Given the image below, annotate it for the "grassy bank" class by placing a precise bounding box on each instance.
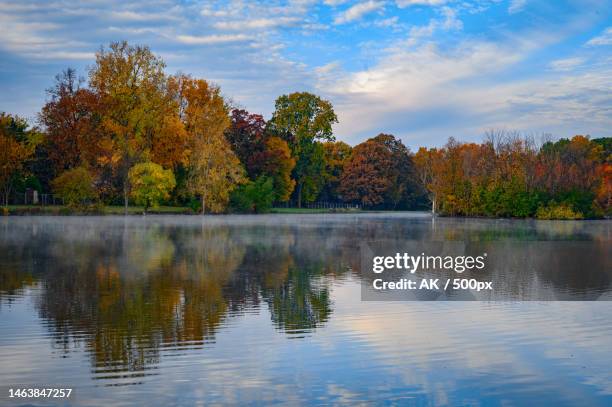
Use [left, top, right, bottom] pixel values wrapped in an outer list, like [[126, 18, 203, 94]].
[[4, 205, 193, 216], [3, 205, 362, 216], [269, 207, 362, 214]]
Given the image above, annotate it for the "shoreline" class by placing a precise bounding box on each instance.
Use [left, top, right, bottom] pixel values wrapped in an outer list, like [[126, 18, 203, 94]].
[[2, 205, 607, 220]]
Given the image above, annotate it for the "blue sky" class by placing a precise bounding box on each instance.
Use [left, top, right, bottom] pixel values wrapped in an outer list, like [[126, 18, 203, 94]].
[[0, 0, 610, 148]]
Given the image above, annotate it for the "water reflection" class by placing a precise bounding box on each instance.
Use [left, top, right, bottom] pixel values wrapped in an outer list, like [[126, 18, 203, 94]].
[[0, 214, 610, 402]]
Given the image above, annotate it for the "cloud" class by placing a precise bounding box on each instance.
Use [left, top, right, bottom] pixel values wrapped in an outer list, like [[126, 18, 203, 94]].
[[315, 28, 611, 145], [374, 16, 399, 28], [324, 0, 350, 5], [214, 17, 300, 31], [334, 1, 385, 25], [508, 0, 527, 14], [175, 34, 252, 45], [549, 57, 585, 71], [396, 0, 447, 8], [109, 10, 178, 22], [0, 0, 609, 146], [586, 27, 612, 46], [408, 7, 463, 40]]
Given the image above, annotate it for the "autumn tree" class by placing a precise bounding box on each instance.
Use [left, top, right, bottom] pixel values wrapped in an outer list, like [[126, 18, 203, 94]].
[[259, 137, 296, 201], [319, 141, 352, 202], [39, 68, 104, 175], [225, 109, 295, 201], [268, 92, 337, 207], [52, 166, 98, 208], [414, 146, 444, 214], [225, 109, 267, 174], [128, 161, 176, 213], [89, 41, 175, 213], [176, 76, 245, 213], [0, 113, 38, 206], [339, 134, 414, 208]]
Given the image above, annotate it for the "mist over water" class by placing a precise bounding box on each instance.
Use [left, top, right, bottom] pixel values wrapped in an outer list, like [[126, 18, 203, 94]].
[[0, 214, 611, 405]]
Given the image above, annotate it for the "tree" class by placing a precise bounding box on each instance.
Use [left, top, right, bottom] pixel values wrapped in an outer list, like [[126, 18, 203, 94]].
[[0, 113, 38, 206], [230, 177, 275, 213], [89, 41, 174, 213], [52, 166, 98, 208], [414, 147, 443, 214], [338, 134, 414, 209], [225, 109, 295, 201], [260, 137, 296, 202], [176, 75, 245, 213], [225, 109, 267, 175], [128, 162, 176, 212], [39, 68, 104, 175], [268, 92, 338, 207], [320, 141, 352, 202]]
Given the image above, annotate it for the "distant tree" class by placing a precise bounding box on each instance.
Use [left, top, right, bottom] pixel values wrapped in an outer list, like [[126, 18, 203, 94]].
[[176, 76, 245, 213], [39, 68, 104, 175], [260, 137, 296, 202], [414, 147, 443, 214], [128, 162, 176, 212], [319, 141, 352, 202], [89, 41, 174, 213], [339, 134, 415, 209], [268, 92, 337, 207], [225, 109, 267, 174], [0, 113, 38, 206], [230, 176, 275, 213], [52, 166, 98, 208], [225, 109, 295, 201]]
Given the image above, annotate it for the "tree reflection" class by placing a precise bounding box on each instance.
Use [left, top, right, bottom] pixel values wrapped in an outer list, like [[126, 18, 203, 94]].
[[0, 219, 347, 380]]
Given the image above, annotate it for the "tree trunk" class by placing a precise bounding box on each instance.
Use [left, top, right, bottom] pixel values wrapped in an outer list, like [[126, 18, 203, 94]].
[[3, 185, 12, 208], [201, 193, 206, 214], [297, 183, 303, 208], [432, 196, 436, 216], [123, 183, 129, 216]]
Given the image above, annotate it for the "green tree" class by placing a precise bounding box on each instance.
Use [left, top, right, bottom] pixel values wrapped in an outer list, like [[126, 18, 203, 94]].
[[268, 92, 337, 207], [230, 177, 275, 213], [128, 162, 176, 212], [52, 166, 98, 208]]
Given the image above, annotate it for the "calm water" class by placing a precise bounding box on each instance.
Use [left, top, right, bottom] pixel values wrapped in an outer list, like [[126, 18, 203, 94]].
[[0, 214, 611, 406]]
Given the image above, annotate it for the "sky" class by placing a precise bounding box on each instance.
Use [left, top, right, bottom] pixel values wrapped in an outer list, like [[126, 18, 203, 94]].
[[0, 0, 610, 149]]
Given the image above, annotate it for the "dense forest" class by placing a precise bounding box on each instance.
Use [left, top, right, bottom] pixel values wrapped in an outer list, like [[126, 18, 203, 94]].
[[0, 41, 610, 218]]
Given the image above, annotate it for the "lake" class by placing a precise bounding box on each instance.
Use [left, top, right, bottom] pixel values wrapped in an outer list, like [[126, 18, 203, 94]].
[[0, 214, 611, 406]]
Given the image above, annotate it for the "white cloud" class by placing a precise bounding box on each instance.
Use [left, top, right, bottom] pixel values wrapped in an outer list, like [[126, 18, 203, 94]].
[[324, 0, 350, 5], [408, 7, 463, 40], [0, 13, 92, 59], [214, 17, 300, 30], [396, 0, 447, 8], [334, 1, 385, 25], [374, 16, 399, 28], [176, 34, 252, 45], [109, 10, 178, 22], [549, 57, 584, 71], [315, 61, 342, 75], [315, 29, 611, 144], [586, 27, 612, 46], [508, 0, 527, 14]]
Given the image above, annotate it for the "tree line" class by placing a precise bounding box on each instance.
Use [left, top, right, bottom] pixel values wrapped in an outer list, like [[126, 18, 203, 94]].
[[415, 132, 611, 219], [0, 41, 609, 218]]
